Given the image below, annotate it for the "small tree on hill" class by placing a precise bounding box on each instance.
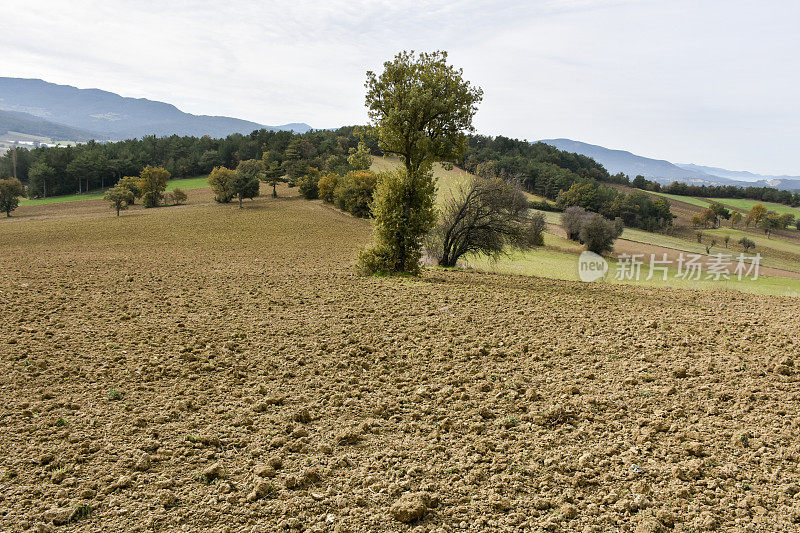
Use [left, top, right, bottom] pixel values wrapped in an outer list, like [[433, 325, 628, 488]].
[[208, 166, 237, 203], [561, 206, 588, 241], [104, 184, 135, 216], [334, 170, 378, 217], [139, 166, 170, 208], [0, 177, 24, 217], [318, 173, 338, 203], [261, 152, 284, 198], [738, 237, 755, 252], [428, 177, 545, 267], [730, 211, 743, 228], [760, 212, 780, 238], [172, 188, 187, 205], [117, 176, 142, 204], [580, 213, 623, 255], [233, 159, 263, 208], [746, 204, 767, 227], [298, 168, 322, 200], [347, 142, 372, 171]]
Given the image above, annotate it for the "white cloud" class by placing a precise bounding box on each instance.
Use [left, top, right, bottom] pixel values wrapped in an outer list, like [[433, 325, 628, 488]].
[[1, 0, 798, 174]]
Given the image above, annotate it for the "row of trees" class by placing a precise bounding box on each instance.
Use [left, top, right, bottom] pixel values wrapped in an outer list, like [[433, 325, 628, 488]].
[[630, 174, 800, 208], [102, 166, 186, 215], [690, 202, 798, 238], [0, 127, 365, 199]]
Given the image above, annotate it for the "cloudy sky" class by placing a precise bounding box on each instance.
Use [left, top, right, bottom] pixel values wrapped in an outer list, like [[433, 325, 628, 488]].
[[2, 0, 798, 175]]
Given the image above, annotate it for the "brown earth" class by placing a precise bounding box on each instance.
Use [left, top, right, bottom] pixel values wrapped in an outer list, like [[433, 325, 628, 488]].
[[1, 188, 800, 532]]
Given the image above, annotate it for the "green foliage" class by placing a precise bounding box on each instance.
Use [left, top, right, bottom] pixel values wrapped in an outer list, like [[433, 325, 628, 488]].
[[117, 176, 142, 204], [261, 152, 285, 198], [738, 237, 756, 252], [580, 213, 623, 255], [347, 142, 372, 171], [558, 182, 672, 231], [139, 166, 170, 208], [103, 184, 135, 216], [208, 166, 237, 203], [0, 177, 25, 216], [297, 168, 321, 200], [358, 168, 437, 275], [334, 170, 377, 217], [365, 50, 483, 178], [27, 160, 56, 198], [171, 188, 187, 205], [108, 387, 123, 401], [361, 50, 482, 274], [233, 159, 263, 207], [561, 205, 623, 255], [318, 173, 338, 203], [759, 212, 781, 238]]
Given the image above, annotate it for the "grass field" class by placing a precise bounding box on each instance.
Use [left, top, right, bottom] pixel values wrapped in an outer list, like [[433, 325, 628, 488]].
[[2, 185, 799, 531], [19, 175, 211, 206], [465, 245, 800, 297], [648, 191, 713, 208], [710, 197, 800, 216]]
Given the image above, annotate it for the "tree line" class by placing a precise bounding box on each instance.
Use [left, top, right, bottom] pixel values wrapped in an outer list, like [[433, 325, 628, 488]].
[[460, 135, 674, 231], [0, 127, 364, 199], [630, 174, 800, 208]]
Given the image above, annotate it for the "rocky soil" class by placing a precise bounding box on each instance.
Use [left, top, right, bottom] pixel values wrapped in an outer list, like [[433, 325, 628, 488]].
[[1, 189, 799, 531]]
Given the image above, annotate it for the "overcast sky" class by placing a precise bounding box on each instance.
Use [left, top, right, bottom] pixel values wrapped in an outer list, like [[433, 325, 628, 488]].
[[2, 0, 798, 175]]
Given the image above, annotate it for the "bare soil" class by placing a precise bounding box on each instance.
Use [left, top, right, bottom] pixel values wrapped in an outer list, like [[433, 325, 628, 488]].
[[1, 188, 799, 532]]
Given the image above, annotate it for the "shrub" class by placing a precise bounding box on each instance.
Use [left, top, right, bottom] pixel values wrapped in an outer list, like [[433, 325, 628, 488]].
[[561, 206, 587, 241], [580, 213, 623, 255], [172, 188, 187, 205], [298, 168, 321, 200], [334, 170, 377, 218], [318, 173, 338, 203]]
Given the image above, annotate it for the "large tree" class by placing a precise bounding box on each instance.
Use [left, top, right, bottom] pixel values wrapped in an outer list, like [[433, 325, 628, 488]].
[[359, 50, 483, 274], [0, 178, 25, 217]]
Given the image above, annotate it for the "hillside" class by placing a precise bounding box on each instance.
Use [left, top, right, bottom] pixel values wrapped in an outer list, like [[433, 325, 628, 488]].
[[539, 138, 800, 191], [0, 78, 311, 140], [0, 109, 96, 141]]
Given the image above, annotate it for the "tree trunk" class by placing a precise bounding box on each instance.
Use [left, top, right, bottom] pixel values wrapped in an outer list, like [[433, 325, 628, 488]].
[[238, 195, 243, 209], [272, 183, 277, 198], [116, 205, 120, 216]]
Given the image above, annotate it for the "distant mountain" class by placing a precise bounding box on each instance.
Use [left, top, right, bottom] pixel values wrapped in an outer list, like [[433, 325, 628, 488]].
[[0, 77, 311, 140], [538, 138, 800, 191], [0, 109, 96, 141]]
